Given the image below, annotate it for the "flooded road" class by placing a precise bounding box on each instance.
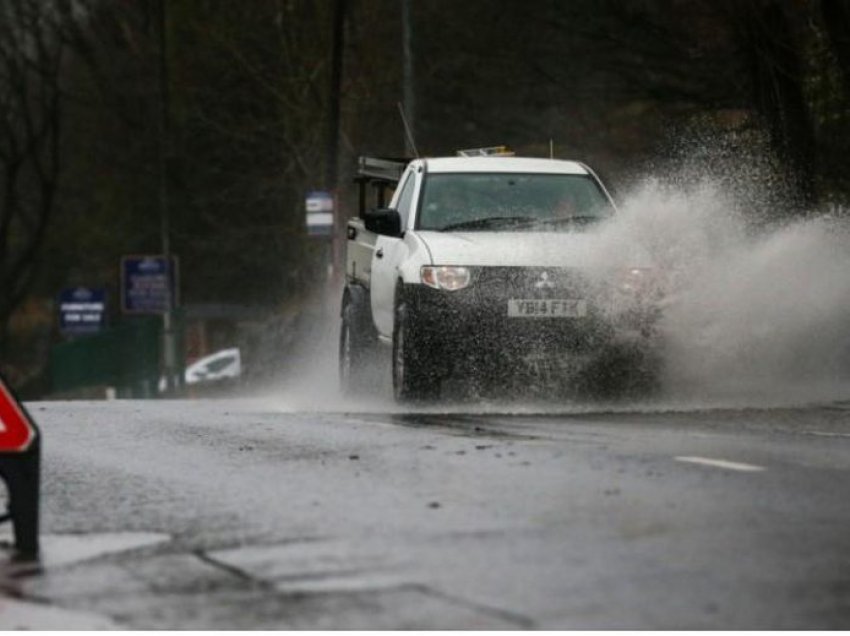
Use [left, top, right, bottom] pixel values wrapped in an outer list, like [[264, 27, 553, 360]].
[[3, 398, 850, 628]]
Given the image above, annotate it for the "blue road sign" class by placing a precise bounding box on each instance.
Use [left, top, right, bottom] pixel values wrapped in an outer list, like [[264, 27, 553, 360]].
[[306, 191, 334, 237], [59, 287, 107, 335], [121, 255, 179, 314]]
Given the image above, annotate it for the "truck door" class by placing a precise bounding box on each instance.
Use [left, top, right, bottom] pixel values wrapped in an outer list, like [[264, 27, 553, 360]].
[[370, 169, 417, 337]]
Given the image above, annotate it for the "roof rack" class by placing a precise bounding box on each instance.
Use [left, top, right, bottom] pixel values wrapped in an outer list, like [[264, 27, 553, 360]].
[[354, 156, 411, 217], [356, 156, 409, 184]]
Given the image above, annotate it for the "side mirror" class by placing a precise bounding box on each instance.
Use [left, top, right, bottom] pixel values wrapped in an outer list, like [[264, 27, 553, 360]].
[[364, 207, 402, 237]]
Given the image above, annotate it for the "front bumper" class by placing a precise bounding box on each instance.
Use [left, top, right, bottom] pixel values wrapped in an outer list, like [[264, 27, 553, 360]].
[[402, 267, 660, 377]]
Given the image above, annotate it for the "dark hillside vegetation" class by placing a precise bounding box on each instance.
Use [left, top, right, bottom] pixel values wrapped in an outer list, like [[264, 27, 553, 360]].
[[2, 0, 849, 390]]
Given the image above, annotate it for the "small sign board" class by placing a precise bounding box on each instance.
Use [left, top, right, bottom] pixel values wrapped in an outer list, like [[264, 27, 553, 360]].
[[306, 191, 334, 237], [59, 287, 106, 336], [121, 255, 179, 314]]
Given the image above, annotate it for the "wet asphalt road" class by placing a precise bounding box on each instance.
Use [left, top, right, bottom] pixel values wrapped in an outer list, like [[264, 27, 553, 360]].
[[3, 398, 850, 628]]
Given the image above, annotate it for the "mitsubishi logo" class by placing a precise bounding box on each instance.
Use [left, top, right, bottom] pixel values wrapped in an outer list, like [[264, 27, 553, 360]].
[[534, 271, 556, 289]]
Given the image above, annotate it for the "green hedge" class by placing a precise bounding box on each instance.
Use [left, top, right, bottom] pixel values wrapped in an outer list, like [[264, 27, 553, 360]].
[[49, 317, 175, 397]]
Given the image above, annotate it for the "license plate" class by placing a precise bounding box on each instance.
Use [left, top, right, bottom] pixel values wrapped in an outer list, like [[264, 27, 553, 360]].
[[507, 299, 587, 318]]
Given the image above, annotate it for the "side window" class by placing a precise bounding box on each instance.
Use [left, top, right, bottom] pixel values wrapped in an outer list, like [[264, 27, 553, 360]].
[[394, 173, 416, 230]]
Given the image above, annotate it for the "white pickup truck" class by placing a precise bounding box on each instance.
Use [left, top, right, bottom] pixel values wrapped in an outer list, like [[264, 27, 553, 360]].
[[340, 153, 662, 402]]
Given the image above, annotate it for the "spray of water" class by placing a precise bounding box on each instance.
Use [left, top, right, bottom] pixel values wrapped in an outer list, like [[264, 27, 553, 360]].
[[606, 179, 850, 406], [260, 167, 850, 413]]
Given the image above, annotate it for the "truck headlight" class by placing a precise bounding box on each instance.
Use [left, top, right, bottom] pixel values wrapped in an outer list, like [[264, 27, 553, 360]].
[[421, 266, 471, 291], [617, 268, 664, 300]]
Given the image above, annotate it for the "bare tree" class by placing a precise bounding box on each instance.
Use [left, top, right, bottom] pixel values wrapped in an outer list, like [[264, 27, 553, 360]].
[[727, 0, 817, 204], [820, 0, 850, 94], [0, 0, 65, 342]]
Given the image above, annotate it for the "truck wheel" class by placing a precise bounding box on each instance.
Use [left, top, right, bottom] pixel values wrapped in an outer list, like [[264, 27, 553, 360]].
[[393, 303, 440, 402], [339, 300, 377, 395]]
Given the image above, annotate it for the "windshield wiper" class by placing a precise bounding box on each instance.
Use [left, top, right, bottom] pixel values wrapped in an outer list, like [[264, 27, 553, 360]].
[[530, 215, 604, 227], [439, 216, 537, 231]]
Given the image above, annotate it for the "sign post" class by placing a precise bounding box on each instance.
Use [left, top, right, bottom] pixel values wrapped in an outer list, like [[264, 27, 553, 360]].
[[121, 255, 181, 394], [0, 376, 40, 559], [120, 255, 181, 394], [305, 191, 335, 238], [305, 191, 337, 284]]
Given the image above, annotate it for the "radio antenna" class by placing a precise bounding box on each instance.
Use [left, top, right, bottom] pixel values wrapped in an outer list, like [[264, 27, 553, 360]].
[[398, 102, 420, 158]]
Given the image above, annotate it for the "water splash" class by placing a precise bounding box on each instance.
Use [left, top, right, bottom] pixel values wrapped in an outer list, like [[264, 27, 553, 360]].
[[599, 179, 850, 406]]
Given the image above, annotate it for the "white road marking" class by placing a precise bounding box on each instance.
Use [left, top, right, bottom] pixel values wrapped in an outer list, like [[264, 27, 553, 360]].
[[675, 456, 766, 472], [807, 431, 850, 439]]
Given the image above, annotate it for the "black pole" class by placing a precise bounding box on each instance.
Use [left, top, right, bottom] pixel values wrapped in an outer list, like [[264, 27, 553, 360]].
[[325, 0, 345, 191], [158, 0, 179, 393], [326, 0, 346, 284], [401, 0, 415, 156]]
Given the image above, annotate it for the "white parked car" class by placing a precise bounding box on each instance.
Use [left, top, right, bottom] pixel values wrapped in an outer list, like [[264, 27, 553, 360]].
[[185, 348, 242, 385]]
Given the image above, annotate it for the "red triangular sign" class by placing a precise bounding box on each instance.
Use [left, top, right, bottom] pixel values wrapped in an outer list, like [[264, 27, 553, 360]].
[[0, 379, 36, 452]]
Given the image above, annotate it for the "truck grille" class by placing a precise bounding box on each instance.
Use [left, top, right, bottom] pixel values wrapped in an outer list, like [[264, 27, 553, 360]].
[[473, 267, 591, 300]]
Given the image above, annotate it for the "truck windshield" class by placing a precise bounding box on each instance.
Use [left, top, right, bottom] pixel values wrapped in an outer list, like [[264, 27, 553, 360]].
[[417, 173, 615, 232]]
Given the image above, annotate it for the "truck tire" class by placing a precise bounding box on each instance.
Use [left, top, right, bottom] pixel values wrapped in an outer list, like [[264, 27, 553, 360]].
[[392, 301, 440, 402], [339, 295, 378, 396]]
